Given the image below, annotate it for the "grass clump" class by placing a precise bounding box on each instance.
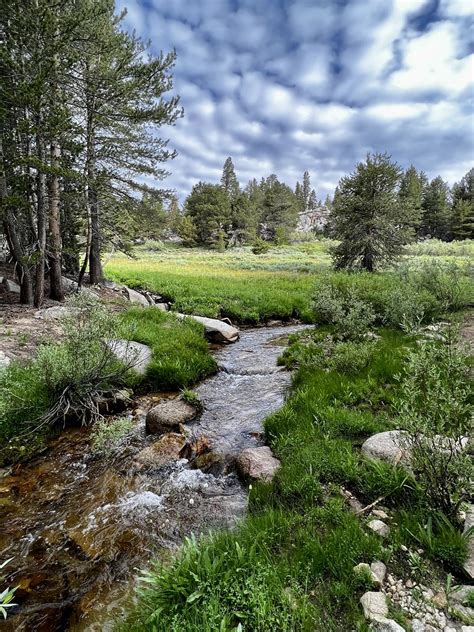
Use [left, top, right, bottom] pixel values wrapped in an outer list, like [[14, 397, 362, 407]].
[[119, 308, 217, 389]]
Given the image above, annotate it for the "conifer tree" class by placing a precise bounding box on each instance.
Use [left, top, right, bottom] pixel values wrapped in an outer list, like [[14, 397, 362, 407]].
[[451, 168, 474, 239], [421, 176, 452, 240], [330, 153, 410, 271], [220, 157, 239, 199], [399, 165, 427, 235]]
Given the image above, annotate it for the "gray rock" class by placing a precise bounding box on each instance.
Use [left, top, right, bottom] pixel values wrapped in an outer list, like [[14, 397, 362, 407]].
[[463, 505, 474, 579], [145, 399, 197, 435], [153, 302, 170, 312], [0, 351, 11, 369], [371, 561, 387, 585], [2, 278, 20, 294], [360, 591, 388, 621], [354, 563, 381, 587], [107, 340, 152, 375], [34, 305, 82, 320], [61, 276, 78, 292], [461, 627, 474, 632], [369, 619, 406, 632], [450, 585, 474, 605], [367, 519, 390, 537], [236, 446, 280, 482], [361, 430, 408, 465], [176, 313, 239, 343], [124, 287, 149, 307]]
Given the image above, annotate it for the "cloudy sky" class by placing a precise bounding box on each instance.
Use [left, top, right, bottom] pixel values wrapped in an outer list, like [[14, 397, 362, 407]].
[[117, 0, 473, 201]]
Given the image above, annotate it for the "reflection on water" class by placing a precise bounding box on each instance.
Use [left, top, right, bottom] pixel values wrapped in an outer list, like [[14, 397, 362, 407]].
[[0, 324, 307, 631]]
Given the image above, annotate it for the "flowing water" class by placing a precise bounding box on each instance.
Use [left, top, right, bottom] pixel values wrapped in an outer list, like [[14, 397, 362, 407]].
[[0, 324, 307, 631]]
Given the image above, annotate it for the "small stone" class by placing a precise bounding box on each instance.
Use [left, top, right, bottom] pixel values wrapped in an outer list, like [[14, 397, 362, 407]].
[[412, 620, 425, 632], [236, 446, 281, 482], [461, 627, 474, 632], [423, 589, 434, 601], [354, 563, 381, 587], [400, 544, 408, 552], [444, 627, 457, 632], [360, 591, 388, 621], [369, 619, 406, 632], [372, 509, 390, 520], [371, 561, 387, 586], [406, 579, 416, 589], [431, 591, 447, 609], [367, 519, 390, 537]]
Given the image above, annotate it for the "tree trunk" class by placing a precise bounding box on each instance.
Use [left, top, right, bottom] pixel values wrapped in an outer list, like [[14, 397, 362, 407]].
[[363, 249, 374, 272], [48, 139, 64, 300], [0, 137, 34, 304], [86, 97, 104, 285], [34, 129, 47, 307]]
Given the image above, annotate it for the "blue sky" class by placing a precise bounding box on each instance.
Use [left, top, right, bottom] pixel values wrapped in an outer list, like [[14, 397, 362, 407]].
[[117, 0, 473, 201]]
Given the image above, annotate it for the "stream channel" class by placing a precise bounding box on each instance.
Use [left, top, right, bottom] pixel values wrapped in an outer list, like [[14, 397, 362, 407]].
[[0, 323, 307, 631]]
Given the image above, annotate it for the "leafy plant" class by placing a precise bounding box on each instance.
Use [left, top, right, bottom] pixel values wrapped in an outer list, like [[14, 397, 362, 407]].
[[0, 559, 16, 620], [90, 416, 134, 454]]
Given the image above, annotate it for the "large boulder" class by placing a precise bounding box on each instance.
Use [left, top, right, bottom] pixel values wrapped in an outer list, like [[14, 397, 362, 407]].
[[34, 305, 82, 320], [134, 433, 186, 468], [236, 446, 281, 482], [145, 399, 197, 435], [123, 287, 149, 307], [61, 276, 78, 292], [107, 340, 152, 375], [361, 431, 408, 465], [2, 278, 20, 294], [176, 314, 239, 343]]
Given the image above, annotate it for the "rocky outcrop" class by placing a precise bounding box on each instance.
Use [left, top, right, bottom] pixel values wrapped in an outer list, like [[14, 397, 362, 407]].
[[134, 433, 186, 468], [2, 278, 21, 294], [107, 340, 152, 375], [34, 305, 82, 320], [124, 286, 149, 307], [296, 205, 330, 233], [176, 314, 239, 343], [145, 399, 197, 435], [236, 446, 280, 482]]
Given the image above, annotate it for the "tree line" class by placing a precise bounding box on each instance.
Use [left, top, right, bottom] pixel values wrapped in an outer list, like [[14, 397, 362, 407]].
[[1, 0, 181, 305]]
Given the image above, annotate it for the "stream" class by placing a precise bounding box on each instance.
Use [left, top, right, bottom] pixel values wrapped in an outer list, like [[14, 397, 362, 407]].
[[0, 324, 307, 631]]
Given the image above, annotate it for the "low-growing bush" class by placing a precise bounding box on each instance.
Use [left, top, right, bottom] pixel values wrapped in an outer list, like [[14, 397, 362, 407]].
[[313, 283, 376, 339], [396, 335, 473, 518], [252, 238, 271, 255], [90, 416, 134, 454]]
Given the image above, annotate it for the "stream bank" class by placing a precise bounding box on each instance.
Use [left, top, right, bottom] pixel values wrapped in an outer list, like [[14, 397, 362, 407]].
[[0, 323, 306, 631]]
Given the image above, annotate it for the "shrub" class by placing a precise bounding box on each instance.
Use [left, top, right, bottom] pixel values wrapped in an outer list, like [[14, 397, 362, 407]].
[[312, 282, 375, 339], [90, 416, 134, 454], [396, 336, 473, 518], [252, 238, 271, 255]]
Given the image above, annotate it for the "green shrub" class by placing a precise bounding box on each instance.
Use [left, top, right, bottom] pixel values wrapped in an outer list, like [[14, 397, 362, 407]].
[[90, 416, 134, 454], [396, 336, 473, 517], [252, 238, 271, 255], [312, 282, 376, 339]]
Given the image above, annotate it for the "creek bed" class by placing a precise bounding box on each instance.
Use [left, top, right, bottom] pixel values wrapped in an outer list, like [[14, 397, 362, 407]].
[[0, 324, 307, 631]]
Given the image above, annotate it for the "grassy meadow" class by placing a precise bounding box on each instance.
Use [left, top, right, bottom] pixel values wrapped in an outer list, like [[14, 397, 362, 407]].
[[105, 239, 473, 324]]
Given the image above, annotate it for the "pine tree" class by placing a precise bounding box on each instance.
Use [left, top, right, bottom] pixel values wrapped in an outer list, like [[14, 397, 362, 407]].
[[308, 189, 318, 210], [167, 195, 182, 234], [399, 165, 427, 235], [295, 181, 304, 212], [184, 182, 231, 246], [451, 168, 474, 240], [179, 215, 198, 247], [421, 176, 452, 240], [302, 171, 311, 209], [260, 175, 299, 241], [330, 153, 411, 271], [220, 157, 239, 199]]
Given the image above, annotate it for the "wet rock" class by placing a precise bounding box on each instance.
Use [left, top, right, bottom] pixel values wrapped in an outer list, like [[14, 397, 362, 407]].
[[236, 446, 280, 482], [360, 591, 388, 621], [463, 504, 474, 579], [134, 433, 186, 468], [107, 340, 152, 375], [369, 620, 406, 632], [367, 519, 390, 537], [146, 399, 197, 435], [123, 286, 149, 306], [371, 561, 387, 585], [176, 313, 240, 343], [361, 430, 408, 465]]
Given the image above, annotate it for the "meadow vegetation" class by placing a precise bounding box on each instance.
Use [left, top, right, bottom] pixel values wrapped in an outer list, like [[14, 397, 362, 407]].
[[118, 252, 473, 631]]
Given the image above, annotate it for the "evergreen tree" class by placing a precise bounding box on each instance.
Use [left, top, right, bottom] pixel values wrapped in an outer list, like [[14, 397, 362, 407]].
[[178, 215, 198, 247], [230, 192, 256, 245], [184, 182, 231, 246], [308, 189, 318, 210], [399, 165, 427, 235], [302, 170, 311, 208], [260, 175, 299, 241], [167, 195, 182, 234], [295, 181, 304, 212], [421, 176, 452, 240], [220, 157, 239, 199], [330, 153, 411, 272], [451, 168, 474, 239]]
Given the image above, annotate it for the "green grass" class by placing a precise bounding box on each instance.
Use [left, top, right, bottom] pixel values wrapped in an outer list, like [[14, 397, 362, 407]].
[[119, 307, 217, 389], [121, 321, 471, 631], [106, 242, 473, 324]]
